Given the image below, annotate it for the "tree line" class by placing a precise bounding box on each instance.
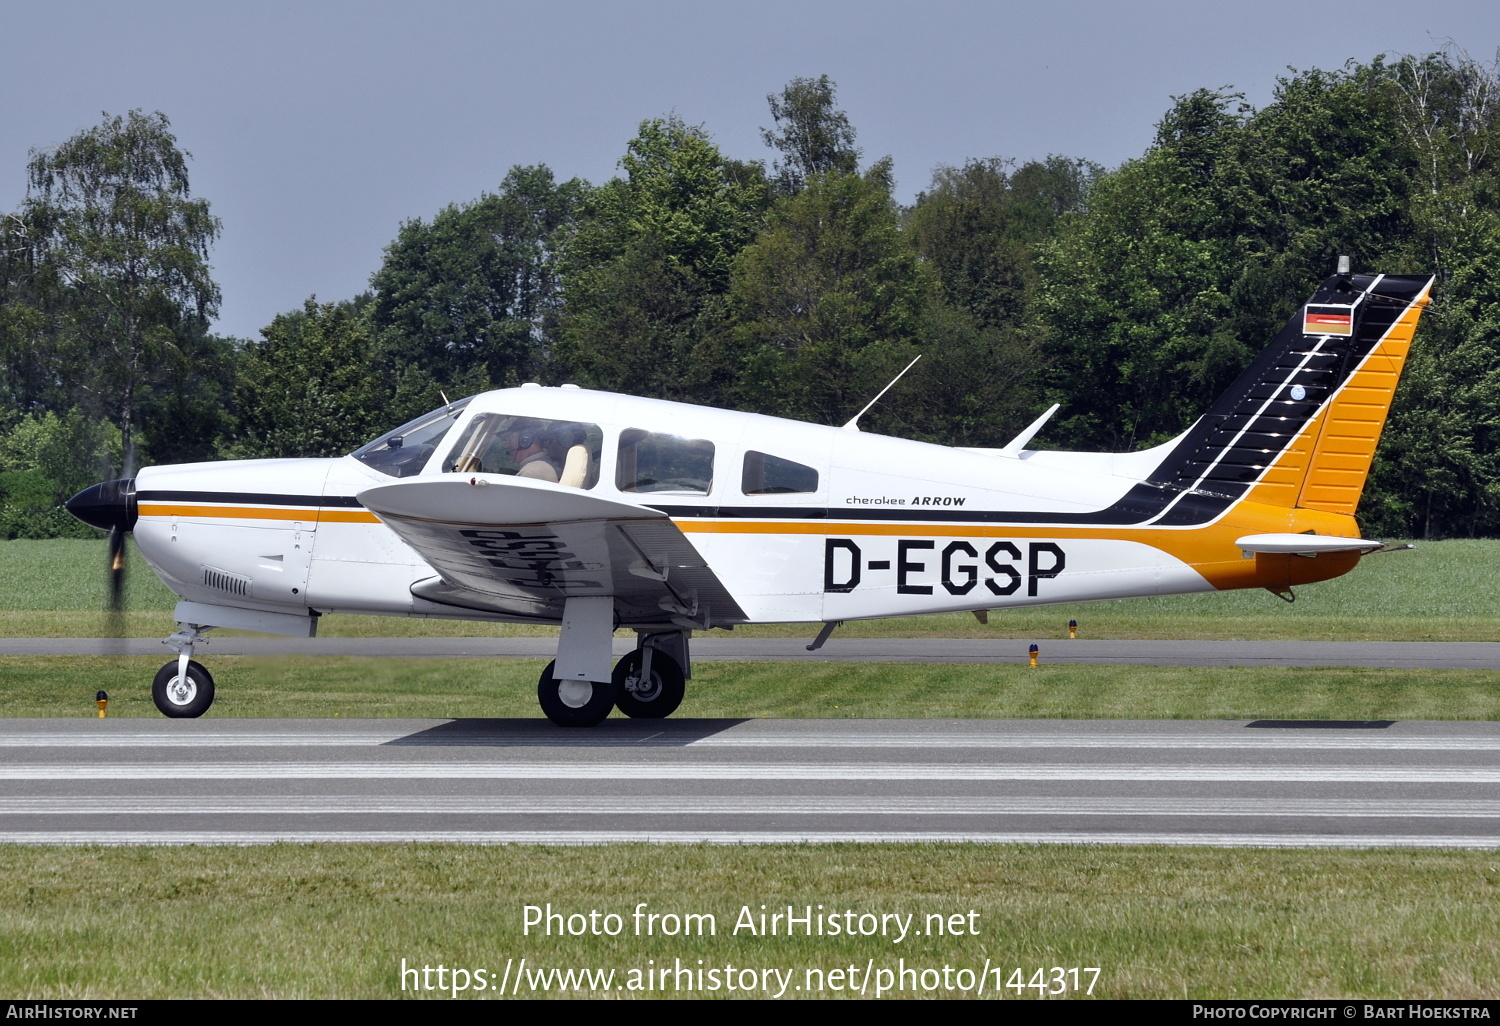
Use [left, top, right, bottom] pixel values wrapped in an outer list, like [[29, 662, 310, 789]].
[[2, 51, 1498, 539]]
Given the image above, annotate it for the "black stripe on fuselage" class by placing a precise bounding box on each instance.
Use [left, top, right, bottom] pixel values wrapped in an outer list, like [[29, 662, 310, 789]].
[[135, 490, 365, 508]]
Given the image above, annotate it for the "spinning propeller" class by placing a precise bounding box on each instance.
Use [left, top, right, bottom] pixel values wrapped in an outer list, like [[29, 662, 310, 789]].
[[65, 460, 137, 635]]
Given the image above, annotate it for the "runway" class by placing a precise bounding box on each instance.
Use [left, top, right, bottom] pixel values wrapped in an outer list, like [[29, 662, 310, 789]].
[[4, 717, 1500, 846], [9, 637, 1500, 668]]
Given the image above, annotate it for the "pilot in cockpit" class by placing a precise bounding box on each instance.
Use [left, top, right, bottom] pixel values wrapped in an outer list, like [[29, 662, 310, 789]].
[[502, 420, 562, 482]]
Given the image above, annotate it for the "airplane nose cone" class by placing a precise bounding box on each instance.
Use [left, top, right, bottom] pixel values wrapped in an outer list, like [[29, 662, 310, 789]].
[[65, 478, 137, 532]]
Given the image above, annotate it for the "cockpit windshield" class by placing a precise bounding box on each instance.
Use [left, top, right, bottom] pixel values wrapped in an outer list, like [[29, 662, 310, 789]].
[[350, 397, 473, 478]]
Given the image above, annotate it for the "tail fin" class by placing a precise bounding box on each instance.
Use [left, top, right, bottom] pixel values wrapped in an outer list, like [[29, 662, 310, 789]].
[[1144, 271, 1434, 516]]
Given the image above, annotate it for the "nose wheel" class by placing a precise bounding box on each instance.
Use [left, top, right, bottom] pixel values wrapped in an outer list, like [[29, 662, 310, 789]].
[[152, 660, 215, 718]]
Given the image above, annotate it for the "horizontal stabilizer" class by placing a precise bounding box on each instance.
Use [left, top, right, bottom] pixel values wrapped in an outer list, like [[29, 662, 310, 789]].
[[1235, 533, 1383, 556]]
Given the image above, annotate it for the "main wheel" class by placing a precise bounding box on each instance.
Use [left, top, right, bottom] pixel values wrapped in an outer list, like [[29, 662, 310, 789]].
[[612, 649, 685, 719], [536, 661, 615, 727], [152, 659, 215, 718]]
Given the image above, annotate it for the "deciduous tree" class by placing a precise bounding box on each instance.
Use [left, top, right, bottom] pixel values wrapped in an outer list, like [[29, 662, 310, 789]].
[[21, 110, 221, 463], [370, 165, 586, 398], [761, 74, 860, 195], [554, 117, 767, 401]]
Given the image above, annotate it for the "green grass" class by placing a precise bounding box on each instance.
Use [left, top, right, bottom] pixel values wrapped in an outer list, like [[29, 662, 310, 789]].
[[2, 844, 1498, 999], [9, 655, 1500, 722], [2, 537, 1494, 640]]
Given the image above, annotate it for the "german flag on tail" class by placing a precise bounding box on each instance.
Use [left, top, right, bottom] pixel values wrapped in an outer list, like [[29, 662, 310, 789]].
[[1303, 303, 1355, 336]]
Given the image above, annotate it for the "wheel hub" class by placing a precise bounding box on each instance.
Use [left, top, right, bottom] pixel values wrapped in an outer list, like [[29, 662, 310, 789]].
[[167, 676, 197, 705], [625, 672, 663, 702], [557, 680, 593, 709]]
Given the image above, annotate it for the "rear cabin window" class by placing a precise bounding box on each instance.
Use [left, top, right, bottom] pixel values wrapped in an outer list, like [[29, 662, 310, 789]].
[[616, 430, 715, 494], [741, 451, 819, 494], [442, 414, 602, 488]]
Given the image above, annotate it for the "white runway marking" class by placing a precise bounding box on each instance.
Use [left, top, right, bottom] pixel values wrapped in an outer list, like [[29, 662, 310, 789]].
[[6, 796, 1500, 817], [6, 719, 1498, 847], [5, 830, 1498, 848], [6, 762, 1500, 782]]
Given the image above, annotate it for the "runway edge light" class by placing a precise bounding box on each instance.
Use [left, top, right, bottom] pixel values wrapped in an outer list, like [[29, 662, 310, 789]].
[[1029, 644, 1039, 668], [95, 690, 108, 718]]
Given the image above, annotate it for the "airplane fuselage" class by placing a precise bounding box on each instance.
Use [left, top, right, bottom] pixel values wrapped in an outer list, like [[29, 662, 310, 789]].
[[131, 386, 1362, 631]]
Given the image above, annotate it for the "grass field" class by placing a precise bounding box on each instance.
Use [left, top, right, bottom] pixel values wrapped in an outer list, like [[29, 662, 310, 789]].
[[2, 844, 1498, 999], [1, 536, 1496, 641], [8, 655, 1500, 722]]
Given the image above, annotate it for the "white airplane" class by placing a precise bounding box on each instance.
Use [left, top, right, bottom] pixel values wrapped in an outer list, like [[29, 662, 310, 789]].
[[67, 266, 1433, 725]]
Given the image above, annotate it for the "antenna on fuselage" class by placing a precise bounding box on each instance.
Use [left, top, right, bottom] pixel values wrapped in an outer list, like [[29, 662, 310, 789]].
[[998, 403, 1061, 457], [841, 355, 922, 432]]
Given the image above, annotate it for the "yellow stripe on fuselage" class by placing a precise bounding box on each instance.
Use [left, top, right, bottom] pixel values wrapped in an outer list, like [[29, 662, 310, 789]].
[[137, 503, 382, 524]]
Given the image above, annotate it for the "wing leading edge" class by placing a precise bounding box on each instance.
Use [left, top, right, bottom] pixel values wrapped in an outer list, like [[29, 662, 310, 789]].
[[357, 475, 747, 628]]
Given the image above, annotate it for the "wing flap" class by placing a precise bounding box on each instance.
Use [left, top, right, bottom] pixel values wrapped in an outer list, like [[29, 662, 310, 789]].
[[358, 475, 746, 626]]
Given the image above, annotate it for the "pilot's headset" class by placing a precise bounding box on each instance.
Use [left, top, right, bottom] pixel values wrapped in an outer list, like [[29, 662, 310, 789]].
[[509, 419, 543, 450]]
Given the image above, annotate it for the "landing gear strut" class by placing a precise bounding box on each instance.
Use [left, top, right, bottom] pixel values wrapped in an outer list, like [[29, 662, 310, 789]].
[[154, 623, 216, 718]]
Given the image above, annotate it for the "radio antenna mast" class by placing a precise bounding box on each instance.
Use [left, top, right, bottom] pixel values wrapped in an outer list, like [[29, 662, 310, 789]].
[[842, 355, 921, 432]]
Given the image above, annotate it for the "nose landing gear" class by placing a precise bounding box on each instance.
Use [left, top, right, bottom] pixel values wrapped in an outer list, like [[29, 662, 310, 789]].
[[152, 623, 217, 718], [151, 659, 215, 718]]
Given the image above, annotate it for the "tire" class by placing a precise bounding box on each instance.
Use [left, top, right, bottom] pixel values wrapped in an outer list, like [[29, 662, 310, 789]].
[[152, 659, 215, 718], [612, 649, 685, 719], [536, 660, 615, 727]]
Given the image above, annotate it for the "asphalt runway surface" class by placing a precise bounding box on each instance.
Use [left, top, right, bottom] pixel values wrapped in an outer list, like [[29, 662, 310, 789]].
[[4, 717, 1500, 846], [8, 637, 1500, 668]]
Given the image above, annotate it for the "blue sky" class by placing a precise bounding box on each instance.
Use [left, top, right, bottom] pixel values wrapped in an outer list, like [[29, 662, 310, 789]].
[[3, 0, 1495, 340]]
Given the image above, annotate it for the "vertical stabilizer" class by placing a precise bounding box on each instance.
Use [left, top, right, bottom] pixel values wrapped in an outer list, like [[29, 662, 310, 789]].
[[1140, 271, 1433, 517]]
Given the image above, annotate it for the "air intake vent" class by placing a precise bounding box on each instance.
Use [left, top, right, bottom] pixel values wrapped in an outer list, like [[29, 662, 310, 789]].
[[202, 565, 251, 597]]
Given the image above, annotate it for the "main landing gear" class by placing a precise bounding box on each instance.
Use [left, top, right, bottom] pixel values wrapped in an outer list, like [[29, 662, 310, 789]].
[[538, 600, 691, 727], [535, 642, 688, 727], [152, 624, 217, 718]]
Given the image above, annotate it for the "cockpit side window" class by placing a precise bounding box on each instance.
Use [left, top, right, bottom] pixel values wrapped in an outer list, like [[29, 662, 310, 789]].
[[742, 451, 819, 494], [617, 430, 715, 494], [350, 398, 473, 478], [442, 414, 602, 488]]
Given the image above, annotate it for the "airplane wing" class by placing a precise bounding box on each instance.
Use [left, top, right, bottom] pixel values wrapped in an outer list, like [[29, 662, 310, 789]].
[[356, 475, 747, 628]]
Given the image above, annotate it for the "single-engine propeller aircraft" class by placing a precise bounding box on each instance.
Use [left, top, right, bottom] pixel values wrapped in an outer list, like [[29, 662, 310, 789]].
[[67, 265, 1433, 725]]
